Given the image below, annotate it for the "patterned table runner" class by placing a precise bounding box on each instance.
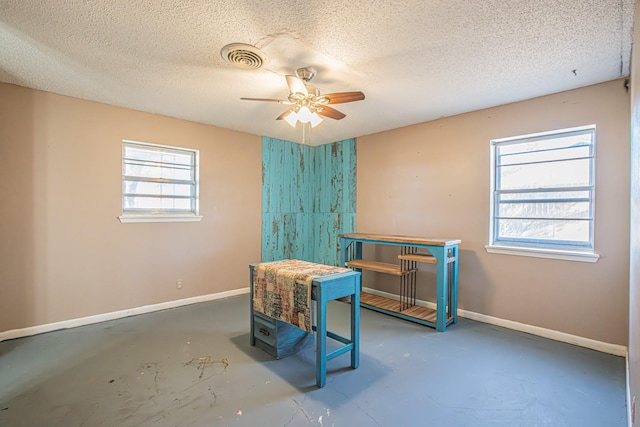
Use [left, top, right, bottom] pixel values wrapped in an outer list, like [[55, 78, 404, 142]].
[[253, 260, 352, 333]]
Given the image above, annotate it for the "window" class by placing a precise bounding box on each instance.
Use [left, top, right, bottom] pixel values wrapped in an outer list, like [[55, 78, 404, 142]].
[[487, 125, 599, 262], [119, 140, 202, 223]]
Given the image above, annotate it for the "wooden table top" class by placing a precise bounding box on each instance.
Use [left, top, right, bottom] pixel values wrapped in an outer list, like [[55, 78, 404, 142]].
[[339, 233, 461, 246]]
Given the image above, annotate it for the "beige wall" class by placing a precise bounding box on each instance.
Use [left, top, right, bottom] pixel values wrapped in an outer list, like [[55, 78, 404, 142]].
[[0, 83, 262, 332], [357, 79, 630, 345], [629, 0, 640, 420], [0, 78, 631, 348]]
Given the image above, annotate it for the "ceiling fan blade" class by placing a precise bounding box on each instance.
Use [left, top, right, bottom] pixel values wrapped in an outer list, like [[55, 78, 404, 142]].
[[305, 84, 320, 96], [316, 106, 346, 120], [285, 75, 308, 96], [275, 109, 292, 120], [323, 91, 365, 104], [240, 97, 284, 103]]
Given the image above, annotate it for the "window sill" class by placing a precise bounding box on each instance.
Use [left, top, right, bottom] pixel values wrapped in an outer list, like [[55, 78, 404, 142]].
[[118, 215, 203, 223], [484, 245, 599, 263]]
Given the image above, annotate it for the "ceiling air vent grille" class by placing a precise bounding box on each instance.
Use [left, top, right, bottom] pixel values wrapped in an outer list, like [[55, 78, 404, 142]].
[[220, 43, 267, 70]]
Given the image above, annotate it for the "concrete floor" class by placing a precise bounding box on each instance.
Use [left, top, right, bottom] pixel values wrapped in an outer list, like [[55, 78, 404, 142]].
[[0, 294, 628, 426]]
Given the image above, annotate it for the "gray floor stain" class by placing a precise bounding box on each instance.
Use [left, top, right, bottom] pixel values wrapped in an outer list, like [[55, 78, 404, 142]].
[[183, 356, 229, 379]]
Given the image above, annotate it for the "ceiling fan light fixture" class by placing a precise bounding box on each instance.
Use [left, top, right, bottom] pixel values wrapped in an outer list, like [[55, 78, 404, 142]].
[[297, 106, 313, 123], [283, 110, 298, 127], [281, 107, 322, 128], [309, 112, 323, 128]]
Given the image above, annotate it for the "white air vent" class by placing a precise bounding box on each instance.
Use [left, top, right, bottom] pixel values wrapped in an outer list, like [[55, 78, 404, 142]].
[[220, 43, 267, 70]]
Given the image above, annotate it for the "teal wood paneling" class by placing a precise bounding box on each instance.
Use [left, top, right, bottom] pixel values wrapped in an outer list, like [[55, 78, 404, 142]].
[[311, 139, 356, 265], [262, 137, 278, 214], [261, 212, 314, 262], [262, 137, 356, 265], [263, 137, 314, 214], [313, 140, 355, 214], [344, 139, 357, 213], [313, 212, 356, 266]]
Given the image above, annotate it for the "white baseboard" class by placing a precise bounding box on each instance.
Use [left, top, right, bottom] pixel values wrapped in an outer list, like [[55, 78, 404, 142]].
[[0, 287, 250, 343], [362, 287, 628, 357]]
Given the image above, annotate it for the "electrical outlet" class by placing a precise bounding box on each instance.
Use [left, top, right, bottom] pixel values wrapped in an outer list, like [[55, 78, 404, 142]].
[[176, 279, 183, 290]]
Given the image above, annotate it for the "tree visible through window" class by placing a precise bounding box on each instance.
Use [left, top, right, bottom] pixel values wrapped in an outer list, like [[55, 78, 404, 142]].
[[121, 141, 199, 218], [490, 126, 595, 251]]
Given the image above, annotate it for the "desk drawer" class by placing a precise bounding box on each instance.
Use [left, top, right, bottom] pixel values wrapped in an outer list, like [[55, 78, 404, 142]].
[[253, 315, 276, 347], [252, 311, 313, 359], [253, 310, 277, 327]]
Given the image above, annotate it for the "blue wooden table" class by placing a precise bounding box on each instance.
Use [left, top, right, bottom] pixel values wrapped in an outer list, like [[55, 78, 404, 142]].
[[250, 263, 361, 388], [339, 233, 461, 332]]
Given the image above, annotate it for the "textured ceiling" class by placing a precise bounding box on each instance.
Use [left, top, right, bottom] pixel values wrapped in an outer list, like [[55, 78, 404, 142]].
[[0, 1, 634, 145]]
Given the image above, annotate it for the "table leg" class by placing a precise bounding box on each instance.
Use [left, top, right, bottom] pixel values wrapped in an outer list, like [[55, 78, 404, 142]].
[[315, 286, 327, 388], [450, 246, 459, 324], [435, 249, 447, 332], [351, 275, 360, 369], [249, 267, 255, 345]]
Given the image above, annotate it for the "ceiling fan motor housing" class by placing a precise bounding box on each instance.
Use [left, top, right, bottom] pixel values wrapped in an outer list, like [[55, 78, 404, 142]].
[[295, 67, 317, 82]]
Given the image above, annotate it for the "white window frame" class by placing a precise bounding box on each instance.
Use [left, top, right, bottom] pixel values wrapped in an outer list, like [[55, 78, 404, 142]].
[[485, 125, 599, 263], [118, 140, 202, 223]]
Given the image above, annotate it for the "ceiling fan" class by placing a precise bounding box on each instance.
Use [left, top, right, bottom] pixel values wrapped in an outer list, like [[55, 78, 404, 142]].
[[240, 67, 365, 127]]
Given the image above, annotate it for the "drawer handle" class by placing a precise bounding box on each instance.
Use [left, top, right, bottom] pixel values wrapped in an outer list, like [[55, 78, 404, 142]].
[[259, 327, 270, 337]]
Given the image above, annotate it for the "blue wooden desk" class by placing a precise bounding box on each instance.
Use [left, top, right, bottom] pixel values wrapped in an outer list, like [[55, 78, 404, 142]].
[[339, 233, 461, 332], [249, 263, 361, 388]]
